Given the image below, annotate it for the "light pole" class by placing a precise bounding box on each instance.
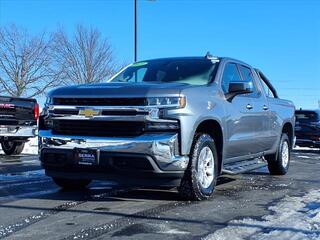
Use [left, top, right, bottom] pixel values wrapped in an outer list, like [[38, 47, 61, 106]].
[[134, 0, 155, 62], [134, 0, 138, 62]]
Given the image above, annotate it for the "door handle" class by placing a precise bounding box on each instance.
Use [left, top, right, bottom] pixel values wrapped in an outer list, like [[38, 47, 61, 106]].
[[246, 104, 253, 110], [263, 105, 269, 111]]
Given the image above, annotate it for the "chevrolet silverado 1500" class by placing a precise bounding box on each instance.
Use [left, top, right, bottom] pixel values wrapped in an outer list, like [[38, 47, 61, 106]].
[[39, 56, 295, 200]]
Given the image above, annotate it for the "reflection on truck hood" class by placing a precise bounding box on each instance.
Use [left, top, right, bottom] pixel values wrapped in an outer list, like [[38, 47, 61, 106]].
[[49, 82, 191, 98]]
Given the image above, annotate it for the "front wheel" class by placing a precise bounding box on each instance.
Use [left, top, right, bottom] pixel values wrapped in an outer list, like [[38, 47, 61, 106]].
[[52, 177, 92, 190], [178, 134, 218, 201], [266, 133, 291, 175], [1, 141, 25, 155]]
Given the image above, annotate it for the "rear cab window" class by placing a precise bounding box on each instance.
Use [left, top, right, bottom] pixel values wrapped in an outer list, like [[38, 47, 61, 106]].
[[255, 69, 278, 98], [260, 79, 276, 98]]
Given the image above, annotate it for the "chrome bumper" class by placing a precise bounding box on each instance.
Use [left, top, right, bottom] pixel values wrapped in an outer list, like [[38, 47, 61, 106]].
[[0, 125, 37, 138], [39, 130, 189, 172]]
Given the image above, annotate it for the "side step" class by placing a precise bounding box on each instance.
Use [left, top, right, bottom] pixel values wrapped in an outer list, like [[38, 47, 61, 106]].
[[222, 158, 268, 175]]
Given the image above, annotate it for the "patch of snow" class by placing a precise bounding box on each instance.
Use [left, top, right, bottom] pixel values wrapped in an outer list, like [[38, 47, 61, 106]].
[[298, 155, 312, 159], [204, 189, 320, 240], [294, 146, 320, 151], [22, 137, 38, 155]]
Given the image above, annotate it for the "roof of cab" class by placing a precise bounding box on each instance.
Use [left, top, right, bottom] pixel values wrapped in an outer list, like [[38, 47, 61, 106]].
[[138, 56, 251, 67]]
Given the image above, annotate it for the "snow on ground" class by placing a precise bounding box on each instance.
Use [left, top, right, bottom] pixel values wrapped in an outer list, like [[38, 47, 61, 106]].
[[294, 146, 320, 151], [204, 189, 320, 240], [22, 137, 38, 155]]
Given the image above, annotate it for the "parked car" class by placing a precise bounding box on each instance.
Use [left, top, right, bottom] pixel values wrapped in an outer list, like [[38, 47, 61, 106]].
[[39, 56, 295, 200], [0, 96, 39, 155], [295, 109, 320, 148]]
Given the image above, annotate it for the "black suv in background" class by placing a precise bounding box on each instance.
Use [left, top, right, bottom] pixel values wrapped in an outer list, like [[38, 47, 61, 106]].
[[295, 109, 320, 148]]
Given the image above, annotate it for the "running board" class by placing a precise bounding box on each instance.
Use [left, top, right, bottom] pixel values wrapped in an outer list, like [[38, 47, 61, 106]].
[[222, 158, 267, 175]]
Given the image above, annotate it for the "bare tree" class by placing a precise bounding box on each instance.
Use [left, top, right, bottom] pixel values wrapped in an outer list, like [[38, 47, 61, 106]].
[[0, 25, 59, 97], [53, 25, 119, 84]]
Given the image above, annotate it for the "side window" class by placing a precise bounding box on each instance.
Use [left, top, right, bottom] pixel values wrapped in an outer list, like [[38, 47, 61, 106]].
[[260, 78, 275, 98], [238, 65, 258, 93], [221, 63, 242, 93]]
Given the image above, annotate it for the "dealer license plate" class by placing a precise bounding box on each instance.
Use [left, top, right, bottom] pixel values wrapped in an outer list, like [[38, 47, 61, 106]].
[[74, 148, 98, 166]]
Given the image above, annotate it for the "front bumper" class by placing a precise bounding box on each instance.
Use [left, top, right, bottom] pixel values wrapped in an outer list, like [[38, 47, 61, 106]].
[[0, 125, 37, 138], [39, 130, 189, 173]]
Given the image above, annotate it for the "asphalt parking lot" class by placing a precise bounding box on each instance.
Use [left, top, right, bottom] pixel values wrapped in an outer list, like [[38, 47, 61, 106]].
[[0, 148, 319, 240]]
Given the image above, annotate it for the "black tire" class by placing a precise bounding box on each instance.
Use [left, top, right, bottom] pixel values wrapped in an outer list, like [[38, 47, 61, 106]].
[[178, 133, 218, 201], [1, 141, 25, 155], [52, 177, 91, 190], [266, 133, 290, 175]]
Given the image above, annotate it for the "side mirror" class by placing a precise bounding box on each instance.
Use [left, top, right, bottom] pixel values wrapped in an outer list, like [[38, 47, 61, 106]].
[[229, 81, 253, 94], [226, 81, 253, 101]]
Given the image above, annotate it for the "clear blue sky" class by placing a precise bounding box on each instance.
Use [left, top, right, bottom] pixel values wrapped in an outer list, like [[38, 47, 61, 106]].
[[1, 0, 319, 109]]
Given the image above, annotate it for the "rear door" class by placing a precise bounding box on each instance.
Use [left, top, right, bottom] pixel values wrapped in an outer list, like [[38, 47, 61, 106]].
[[257, 71, 280, 147], [238, 65, 272, 153]]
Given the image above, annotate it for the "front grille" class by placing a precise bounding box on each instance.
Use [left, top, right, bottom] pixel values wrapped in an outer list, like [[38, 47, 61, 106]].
[[52, 120, 145, 137], [101, 110, 148, 116], [51, 109, 147, 116], [53, 98, 147, 106], [51, 109, 79, 115]]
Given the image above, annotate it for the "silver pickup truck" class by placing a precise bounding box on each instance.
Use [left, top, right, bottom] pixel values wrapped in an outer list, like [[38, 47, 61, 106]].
[[39, 56, 295, 200]]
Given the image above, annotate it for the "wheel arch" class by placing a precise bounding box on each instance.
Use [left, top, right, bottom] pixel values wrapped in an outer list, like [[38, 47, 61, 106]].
[[194, 119, 224, 174], [282, 122, 294, 149]]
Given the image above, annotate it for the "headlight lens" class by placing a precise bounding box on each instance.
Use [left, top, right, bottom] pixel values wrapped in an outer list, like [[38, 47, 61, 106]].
[[146, 96, 186, 108]]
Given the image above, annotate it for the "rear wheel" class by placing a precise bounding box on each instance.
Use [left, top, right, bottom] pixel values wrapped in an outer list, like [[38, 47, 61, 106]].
[[266, 133, 290, 175], [52, 177, 91, 190], [178, 134, 218, 201], [1, 141, 25, 155]]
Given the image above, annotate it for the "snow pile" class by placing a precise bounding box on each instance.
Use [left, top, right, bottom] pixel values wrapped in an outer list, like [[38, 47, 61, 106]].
[[204, 189, 320, 240], [294, 146, 320, 151], [22, 137, 38, 155]]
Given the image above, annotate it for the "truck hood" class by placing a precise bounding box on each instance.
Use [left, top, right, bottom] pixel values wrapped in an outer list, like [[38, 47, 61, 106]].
[[48, 82, 191, 98]]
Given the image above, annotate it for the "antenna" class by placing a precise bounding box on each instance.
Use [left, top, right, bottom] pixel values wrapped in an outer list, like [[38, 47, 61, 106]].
[[205, 51, 213, 59], [205, 51, 218, 60]]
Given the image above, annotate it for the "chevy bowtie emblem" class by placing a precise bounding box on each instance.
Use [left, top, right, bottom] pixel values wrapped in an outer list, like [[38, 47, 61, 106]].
[[79, 109, 100, 117]]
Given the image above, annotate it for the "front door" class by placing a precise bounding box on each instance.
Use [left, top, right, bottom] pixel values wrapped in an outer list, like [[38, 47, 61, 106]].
[[220, 63, 255, 159]]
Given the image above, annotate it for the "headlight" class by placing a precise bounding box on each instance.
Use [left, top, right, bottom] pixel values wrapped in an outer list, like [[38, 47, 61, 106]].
[[146, 96, 186, 108]]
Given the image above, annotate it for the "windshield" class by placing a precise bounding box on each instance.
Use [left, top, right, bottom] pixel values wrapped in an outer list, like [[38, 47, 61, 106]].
[[295, 111, 320, 122], [111, 59, 216, 85]]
